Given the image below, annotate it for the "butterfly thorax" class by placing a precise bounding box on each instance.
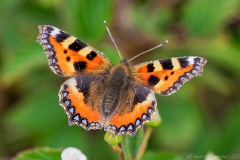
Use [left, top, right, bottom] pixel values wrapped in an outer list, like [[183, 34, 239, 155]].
[[100, 61, 130, 117]]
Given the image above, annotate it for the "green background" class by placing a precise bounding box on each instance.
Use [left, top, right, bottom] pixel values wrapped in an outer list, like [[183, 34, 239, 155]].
[[0, 0, 240, 159]]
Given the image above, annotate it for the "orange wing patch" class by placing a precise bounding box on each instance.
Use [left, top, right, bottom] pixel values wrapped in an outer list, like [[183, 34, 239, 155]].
[[59, 75, 103, 130], [105, 82, 157, 136], [37, 25, 112, 76], [132, 57, 207, 95]]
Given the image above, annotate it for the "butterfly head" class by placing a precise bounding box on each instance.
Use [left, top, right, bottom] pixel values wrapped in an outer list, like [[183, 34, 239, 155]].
[[119, 58, 129, 66]]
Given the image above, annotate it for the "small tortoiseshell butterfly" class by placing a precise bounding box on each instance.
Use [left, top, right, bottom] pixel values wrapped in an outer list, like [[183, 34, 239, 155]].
[[37, 25, 207, 136]]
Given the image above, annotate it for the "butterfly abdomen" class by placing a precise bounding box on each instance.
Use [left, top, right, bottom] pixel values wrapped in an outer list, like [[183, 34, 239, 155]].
[[100, 62, 130, 117]]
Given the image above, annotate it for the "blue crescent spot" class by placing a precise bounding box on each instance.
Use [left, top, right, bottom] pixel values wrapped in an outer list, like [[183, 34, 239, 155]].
[[81, 119, 88, 125]]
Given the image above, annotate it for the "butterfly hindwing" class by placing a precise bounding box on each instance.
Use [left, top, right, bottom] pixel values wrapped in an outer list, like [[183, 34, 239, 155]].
[[105, 81, 157, 136], [132, 56, 207, 95], [59, 75, 105, 130], [37, 25, 112, 76], [59, 75, 157, 136]]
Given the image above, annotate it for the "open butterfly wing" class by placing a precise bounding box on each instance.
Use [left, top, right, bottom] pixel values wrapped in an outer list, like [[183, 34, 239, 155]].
[[59, 75, 105, 130], [132, 56, 207, 95], [37, 25, 112, 76], [105, 81, 157, 136]]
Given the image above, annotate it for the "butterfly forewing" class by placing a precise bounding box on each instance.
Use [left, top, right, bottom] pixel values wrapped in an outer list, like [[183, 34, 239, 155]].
[[131, 56, 207, 95], [37, 25, 113, 76]]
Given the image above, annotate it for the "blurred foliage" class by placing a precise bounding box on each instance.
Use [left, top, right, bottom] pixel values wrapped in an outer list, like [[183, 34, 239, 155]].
[[0, 0, 240, 159], [14, 148, 61, 160]]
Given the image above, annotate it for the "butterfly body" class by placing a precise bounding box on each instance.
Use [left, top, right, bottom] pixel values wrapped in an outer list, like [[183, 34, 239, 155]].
[[101, 61, 130, 117], [37, 25, 207, 136]]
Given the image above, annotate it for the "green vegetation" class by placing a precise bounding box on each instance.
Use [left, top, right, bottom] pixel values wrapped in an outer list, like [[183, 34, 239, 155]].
[[0, 0, 240, 159]]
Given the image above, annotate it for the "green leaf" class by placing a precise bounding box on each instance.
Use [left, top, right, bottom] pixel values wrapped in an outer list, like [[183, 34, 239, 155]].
[[202, 68, 231, 96], [14, 148, 61, 160], [122, 129, 144, 160], [155, 91, 203, 149], [214, 101, 240, 154], [100, 44, 121, 64], [204, 39, 240, 73], [133, 5, 171, 37], [183, 38, 240, 95], [2, 45, 45, 86], [4, 88, 62, 133], [183, 0, 240, 36], [142, 152, 184, 160], [59, 0, 113, 42]]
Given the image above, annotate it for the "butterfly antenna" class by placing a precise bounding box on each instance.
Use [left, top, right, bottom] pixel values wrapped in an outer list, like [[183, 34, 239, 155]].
[[104, 20, 123, 59], [127, 40, 168, 62]]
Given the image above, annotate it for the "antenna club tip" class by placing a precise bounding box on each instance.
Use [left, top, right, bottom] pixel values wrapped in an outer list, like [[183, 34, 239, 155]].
[[165, 40, 169, 43], [104, 20, 107, 24]]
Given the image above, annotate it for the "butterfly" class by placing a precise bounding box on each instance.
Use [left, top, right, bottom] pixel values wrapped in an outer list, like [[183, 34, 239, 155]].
[[36, 25, 207, 136]]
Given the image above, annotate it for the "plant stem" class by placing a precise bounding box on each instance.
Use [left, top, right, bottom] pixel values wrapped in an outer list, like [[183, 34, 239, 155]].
[[112, 144, 125, 160], [135, 127, 153, 160]]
